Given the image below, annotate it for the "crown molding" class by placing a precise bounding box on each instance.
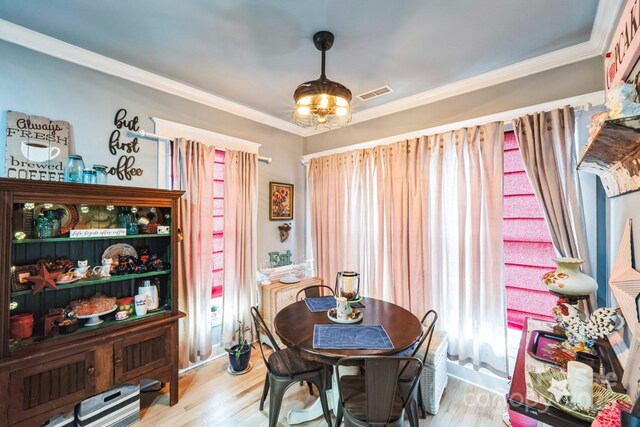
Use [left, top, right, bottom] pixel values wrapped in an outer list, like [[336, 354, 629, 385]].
[[0, 19, 312, 137], [591, 0, 624, 53]]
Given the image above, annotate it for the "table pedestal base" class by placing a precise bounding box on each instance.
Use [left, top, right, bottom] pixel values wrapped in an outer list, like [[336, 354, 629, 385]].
[[288, 389, 336, 425], [287, 366, 351, 425]]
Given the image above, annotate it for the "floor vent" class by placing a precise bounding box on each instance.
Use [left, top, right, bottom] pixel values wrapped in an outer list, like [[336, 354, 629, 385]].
[[357, 85, 393, 101]]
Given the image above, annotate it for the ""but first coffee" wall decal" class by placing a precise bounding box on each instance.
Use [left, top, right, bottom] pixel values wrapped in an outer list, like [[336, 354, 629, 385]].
[[107, 108, 144, 181]]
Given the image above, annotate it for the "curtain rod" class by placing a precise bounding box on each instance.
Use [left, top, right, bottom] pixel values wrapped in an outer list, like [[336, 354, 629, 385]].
[[300, 91, 604, 165], [130, 129, 273, 164]]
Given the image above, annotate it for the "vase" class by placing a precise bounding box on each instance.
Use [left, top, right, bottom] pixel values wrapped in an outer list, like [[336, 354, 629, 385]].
[[541, 258, 597, 296]]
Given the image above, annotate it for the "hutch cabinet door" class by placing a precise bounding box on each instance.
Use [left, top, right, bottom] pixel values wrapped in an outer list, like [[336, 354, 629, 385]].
[[113, 325, 171, 383], [8, 350, 96, 424]]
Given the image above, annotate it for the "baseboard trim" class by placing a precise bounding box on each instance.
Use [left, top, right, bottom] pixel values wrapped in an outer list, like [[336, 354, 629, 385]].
[[446, 360, 509, 396]]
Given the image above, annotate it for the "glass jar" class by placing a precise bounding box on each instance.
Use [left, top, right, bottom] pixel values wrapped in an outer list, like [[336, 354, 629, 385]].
[[35, 214, 51, 239], [63, 154, 85, 183], [93, 164, 108, 185], [44, 210, 60, 237], [82, 169, 97, 184], [116, 207, 136, 233]]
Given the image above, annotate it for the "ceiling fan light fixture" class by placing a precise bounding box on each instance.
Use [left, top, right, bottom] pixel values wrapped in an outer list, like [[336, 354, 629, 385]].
[[292, 31, 352, 129], [297, 106, 311, 115]]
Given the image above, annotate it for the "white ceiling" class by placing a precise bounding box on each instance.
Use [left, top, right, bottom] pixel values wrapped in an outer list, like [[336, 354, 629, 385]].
[[0, 1, 620, 136]]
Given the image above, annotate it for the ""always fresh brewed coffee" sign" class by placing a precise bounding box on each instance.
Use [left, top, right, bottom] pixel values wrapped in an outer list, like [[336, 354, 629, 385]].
[[4, 111, 70, 181]]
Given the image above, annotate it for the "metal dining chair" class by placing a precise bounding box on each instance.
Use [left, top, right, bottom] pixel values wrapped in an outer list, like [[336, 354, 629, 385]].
[[296, 284, 335, 301], [401, 309, 438, 426], [249, 306, 333, 427], [335, 356, 423, 427]]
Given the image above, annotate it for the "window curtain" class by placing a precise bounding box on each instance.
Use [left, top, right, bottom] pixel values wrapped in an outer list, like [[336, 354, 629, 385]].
[[171, 138, 217, 368], [512, 107, 590, 273], [222, 150, 258, 346], [308, 122, 508, 375]]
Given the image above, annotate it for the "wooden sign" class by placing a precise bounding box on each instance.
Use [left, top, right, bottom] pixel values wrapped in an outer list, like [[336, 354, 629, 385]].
[[4, 111, 70, 181], [268, 250, 292, 267], [70, 228, 126, 238], [605, 0, 640, 90]]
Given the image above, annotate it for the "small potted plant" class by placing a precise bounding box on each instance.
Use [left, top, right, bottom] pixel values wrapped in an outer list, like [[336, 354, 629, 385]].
[[225, 320, 254, 373]]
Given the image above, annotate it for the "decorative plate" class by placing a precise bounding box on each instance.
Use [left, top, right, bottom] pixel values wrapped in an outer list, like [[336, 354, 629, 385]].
[[327, 308, 364, 324], [34, 203, 79, 235], [76, 205, 116, 229], [55, 275, 82, 285], [529, 369, 631, 422], [279, 276, 300, 284], [102, 244, 137, 261]]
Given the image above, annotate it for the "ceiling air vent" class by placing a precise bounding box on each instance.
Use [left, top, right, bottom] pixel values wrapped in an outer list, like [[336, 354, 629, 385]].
[[357, 85, 393, 101]]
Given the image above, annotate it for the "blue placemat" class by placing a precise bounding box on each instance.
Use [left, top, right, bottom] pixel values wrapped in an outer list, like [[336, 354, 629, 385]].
[[304, 296, 336, 312], [313, 324, 394, 350]]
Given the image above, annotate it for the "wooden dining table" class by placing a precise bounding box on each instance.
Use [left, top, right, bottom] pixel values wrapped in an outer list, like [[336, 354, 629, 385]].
[[273, 297, 423, 424]]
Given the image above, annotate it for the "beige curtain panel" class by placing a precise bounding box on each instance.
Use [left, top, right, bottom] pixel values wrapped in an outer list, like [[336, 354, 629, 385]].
[[513, 106, 590, 272], [222, 150, 258, 347], [171, 138, 217, 368], [308, 122, 508, 375]]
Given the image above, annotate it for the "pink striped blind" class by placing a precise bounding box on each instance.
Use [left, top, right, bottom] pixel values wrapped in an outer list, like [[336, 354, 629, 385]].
[[503, 131, 556, 329], [212, 150, 225, 298]]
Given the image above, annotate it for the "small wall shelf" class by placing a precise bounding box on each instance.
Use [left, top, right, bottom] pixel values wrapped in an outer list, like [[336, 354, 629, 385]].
[[578, 114, 640, 197]]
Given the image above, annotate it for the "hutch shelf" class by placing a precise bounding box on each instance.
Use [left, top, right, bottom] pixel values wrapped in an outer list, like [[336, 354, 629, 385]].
[[0, 178, 184, 427]]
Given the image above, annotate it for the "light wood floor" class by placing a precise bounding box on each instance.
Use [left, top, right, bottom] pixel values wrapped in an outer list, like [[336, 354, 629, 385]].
[[139, 350, 507, 427]]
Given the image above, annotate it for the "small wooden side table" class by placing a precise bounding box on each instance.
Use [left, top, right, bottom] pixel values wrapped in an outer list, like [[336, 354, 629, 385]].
[[258, 276, 323, 346]]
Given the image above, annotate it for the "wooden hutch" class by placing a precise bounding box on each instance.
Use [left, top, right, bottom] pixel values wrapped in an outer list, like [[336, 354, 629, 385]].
[[0, 178, 184, 426]]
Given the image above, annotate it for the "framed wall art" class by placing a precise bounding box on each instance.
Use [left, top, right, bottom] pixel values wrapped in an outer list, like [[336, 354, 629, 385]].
[[269, 182, 293, 221]]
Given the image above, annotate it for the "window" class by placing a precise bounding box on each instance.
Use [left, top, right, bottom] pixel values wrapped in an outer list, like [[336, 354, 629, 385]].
[[211, 150, 225, 327], [503, 131, 557, 330]]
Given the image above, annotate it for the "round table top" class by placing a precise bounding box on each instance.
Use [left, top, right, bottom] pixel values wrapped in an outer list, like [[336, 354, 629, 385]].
[[273, 297, 423, 364]]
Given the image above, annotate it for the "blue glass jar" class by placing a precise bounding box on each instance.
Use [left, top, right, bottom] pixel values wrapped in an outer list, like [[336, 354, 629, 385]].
[[93, 164, 108, 185], [35, 214, 51, 239], [126, 221, 139, 235], [63, 154, 85, 183], [116, 206, 138, 234], [44, 210, 61, 237], [82, 169, 97, 184]]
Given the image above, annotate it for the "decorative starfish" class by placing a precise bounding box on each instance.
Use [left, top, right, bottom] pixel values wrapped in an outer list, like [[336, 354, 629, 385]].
[[30, 264, 61, 295], [547, 378, 571, 403]]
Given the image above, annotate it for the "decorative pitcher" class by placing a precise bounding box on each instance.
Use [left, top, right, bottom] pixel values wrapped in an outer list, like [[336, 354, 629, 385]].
[[541, 258, 597, 296]]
